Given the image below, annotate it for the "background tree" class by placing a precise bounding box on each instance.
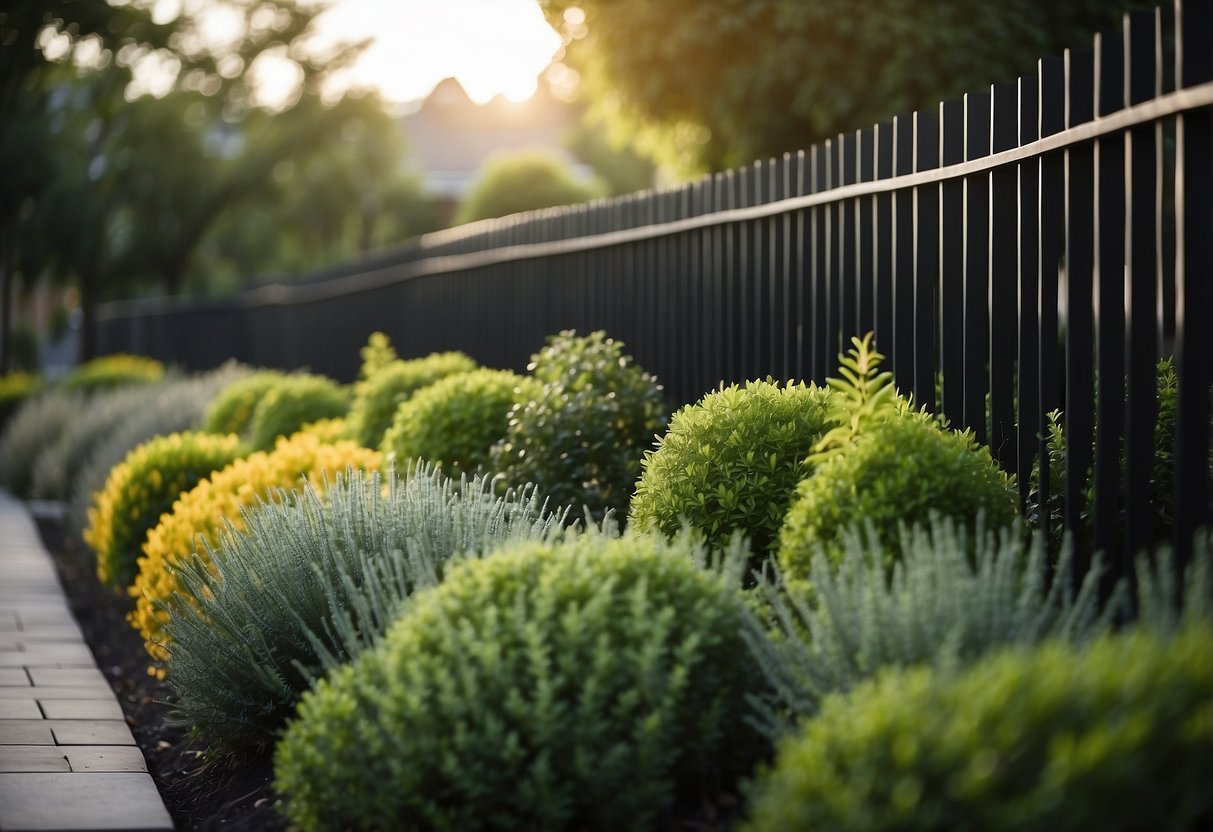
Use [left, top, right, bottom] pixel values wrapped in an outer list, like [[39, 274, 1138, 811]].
[[1, 0, 431, 363], [454, 149, 606, 225], [540, 0, 1152, 177]]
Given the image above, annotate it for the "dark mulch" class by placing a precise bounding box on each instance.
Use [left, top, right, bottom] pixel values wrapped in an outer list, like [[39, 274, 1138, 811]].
[[35, 516, 285, 832]]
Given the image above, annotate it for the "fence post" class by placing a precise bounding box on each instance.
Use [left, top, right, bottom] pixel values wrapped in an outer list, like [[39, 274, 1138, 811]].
[[990, 82, 1020, 471], [913, 109, 939, 410]]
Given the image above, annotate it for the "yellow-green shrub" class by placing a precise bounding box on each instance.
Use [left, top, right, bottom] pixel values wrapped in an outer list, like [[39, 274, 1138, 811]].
[[202, 370, 290, 436], [380, 368, 536, 479], [129, 432, 381, 666], [346, 352, 478, 449], [84, 431, 244, 592], [62, 354, 164, 392], [246, 374, 349, 451]]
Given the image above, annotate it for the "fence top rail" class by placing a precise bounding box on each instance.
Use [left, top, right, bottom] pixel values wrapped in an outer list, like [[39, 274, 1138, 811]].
[[98, 77, 1213, 316]]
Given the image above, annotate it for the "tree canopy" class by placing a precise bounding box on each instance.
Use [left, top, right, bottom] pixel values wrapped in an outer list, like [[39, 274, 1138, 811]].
[[0, 0, 431, 366], [540, 0, 1151, 176]]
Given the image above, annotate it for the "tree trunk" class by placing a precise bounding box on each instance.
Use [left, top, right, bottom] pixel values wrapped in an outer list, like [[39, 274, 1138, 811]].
[[78, 265, 97, 363]]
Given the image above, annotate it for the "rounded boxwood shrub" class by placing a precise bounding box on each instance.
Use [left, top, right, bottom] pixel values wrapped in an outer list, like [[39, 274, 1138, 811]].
[[202, 370, 290, 437], [83, 431, 244, 592], [61, 353, 164, 392], [490, 330, 668, 521], [130, 432, 381, 667], [778, 415, 1017, 580], [743, 622, 1213, 832], [275, 533, 768, 832], [346, 351, 478, 449], [246, 374, 350, 452], [630, 379, 833, 555], [165, 465, 568, 751], [381, 368, 537, 478]]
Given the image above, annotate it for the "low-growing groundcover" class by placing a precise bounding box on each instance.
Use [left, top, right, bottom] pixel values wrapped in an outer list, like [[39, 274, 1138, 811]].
[[275, 533, 769, 832]]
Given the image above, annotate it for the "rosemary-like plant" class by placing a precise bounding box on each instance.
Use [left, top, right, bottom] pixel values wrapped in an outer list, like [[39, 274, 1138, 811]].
[[164, 464, 569, 751], [748, 516, 1122, 739]]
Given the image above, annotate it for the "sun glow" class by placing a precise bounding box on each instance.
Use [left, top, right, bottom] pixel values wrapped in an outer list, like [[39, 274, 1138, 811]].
[[314, 0, 563, 105]]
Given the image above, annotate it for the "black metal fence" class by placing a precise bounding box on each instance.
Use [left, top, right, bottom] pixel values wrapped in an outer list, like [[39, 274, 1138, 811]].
[[98, 3, 1212, 576]]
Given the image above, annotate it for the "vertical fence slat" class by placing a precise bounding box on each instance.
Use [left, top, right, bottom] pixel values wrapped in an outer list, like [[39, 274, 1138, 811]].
[[812, 144, 830, 383], [1093, 27, 1128, 569], [1038, 56, 1067, 544], [858, 128, 876, 336], [793, 150, 808, 381], [1173, 0, 1213, 566], [893, 112, 915, 392], [990, 83, 1019, 472], [913, 109, 939, 410], [875, 122, 895, 365], [1123, 8, 1162, 560], [841, 131, 859, 344], [964, 92, 991, 442], [1065, 46, 1097, 570], [776, 154, 792, 380], [828, 138, 844, 368], [1018, 75, 1041, 510], [940, 100, 965, 425]]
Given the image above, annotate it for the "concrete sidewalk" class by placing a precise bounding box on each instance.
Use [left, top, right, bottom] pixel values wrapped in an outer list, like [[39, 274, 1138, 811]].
[[0, 491, 172, 831]]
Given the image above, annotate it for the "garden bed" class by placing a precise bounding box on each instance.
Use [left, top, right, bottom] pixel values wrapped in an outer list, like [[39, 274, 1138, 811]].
[[35, 514, 285, 832]]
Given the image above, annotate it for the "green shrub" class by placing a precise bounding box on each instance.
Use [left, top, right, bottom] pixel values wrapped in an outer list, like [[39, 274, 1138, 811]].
[[630, 379, 833, 555], [202, 370, 291, 436], [0, 372, 41, 430], [491, 330, 668, 522], [743, 622, 1213, 832], [166, 465, 569, 751], [83, 431, 244, 592], [0, 388, 87, 498], [64, 362, 251, 537], [748, 517, 1120, 739], [61, 353, 164, 392], [274, 532, 767, 832], [777, 334, 1015, 581], [246, 374, 350, 452], [381, 368, 536, 478], [778, 416, 1018, 579], [31, 383, 167, 501], [346, 351, 478, 449]]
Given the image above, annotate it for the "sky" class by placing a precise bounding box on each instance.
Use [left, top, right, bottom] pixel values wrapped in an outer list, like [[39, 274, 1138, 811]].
[[132, 0, 567, 107], [314, 0, 564, 105]]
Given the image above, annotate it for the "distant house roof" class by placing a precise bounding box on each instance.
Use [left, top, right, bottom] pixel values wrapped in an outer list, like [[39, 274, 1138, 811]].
[[401, 77, 593, 199]]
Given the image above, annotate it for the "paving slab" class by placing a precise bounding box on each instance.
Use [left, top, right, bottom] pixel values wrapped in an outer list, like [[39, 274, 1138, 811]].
[[0, 772, 173, 830], [38, 700, 125, 721], [0, 492, 171, 830], [0, 686, 115, 701], [0, 668, 30, 686], [0, 699, 41, 719], [0, 746, 71, 773]]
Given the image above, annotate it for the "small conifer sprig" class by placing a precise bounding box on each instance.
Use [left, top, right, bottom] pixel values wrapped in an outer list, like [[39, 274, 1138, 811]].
[[809, 332, 898, 466]]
